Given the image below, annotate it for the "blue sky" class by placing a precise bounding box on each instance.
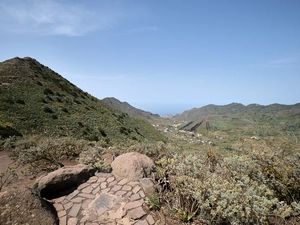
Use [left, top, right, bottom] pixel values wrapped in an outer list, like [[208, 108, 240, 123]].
[[0, 0, 299, 115]]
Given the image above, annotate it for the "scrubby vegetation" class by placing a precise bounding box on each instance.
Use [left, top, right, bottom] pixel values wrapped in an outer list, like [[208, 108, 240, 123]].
[[1, 57, 299, 224]]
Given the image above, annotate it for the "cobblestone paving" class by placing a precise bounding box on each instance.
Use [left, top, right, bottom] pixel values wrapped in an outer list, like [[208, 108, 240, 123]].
[[50, 172, 156, 225]]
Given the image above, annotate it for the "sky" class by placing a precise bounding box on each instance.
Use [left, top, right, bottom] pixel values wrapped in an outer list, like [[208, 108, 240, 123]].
[[0, 0, 300, 115]]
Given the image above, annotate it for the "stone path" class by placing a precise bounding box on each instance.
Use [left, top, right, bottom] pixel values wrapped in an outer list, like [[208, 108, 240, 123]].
[[50, 172, 156, 225]]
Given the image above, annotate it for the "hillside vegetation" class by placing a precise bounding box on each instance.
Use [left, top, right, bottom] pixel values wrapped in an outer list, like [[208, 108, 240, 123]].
[[0, 57, 165, 143]]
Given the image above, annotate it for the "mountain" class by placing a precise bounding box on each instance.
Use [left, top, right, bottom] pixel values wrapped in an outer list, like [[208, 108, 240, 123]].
[[0, 57, 166, 143], [102, 97, 160, 120], [172, 102, 300, 133]]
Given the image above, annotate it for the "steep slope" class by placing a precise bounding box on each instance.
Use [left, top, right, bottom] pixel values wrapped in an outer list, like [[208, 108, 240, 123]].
[[0, 57, 165, 143], [102, 97, 160, 120]]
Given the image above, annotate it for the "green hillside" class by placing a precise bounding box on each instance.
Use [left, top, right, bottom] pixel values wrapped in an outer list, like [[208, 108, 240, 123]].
[[0, 57, 166, 143], [102, 97, 160, 120], [173, 102, 300, 135]]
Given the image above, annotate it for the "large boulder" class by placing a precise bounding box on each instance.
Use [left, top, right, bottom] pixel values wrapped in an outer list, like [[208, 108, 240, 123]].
[[0, 187, 57, 225], [33, 164, 95, 199], [111, 152, 155, 181]]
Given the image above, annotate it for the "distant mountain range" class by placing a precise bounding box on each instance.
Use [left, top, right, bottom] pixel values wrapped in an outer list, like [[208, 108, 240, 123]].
[[102, 97, 160, 120], [0, 57, 165, 143], [172, 102, 300, 121]]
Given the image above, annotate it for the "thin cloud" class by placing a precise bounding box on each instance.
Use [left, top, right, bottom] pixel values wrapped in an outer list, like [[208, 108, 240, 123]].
[[0, 0, 120, 36], [268, 55, 300, 65]]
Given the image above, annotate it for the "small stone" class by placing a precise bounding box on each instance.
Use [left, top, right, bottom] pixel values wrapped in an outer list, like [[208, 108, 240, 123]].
[[69, 203, 82, 217], [124, 199, 144, 210], [59, 216, 67, 225], [118, 178, 129, 185], [122, 185, 132, 191], [66, 190, 79, 200], [132, 185, 140, 194], [67, 217, 78, 225], [108, 180, 117, 187], [111, 185, 122, 192], [77, 183, 90, 190], [54, 195, 65, 203], [91, 183, 99, 188], [130, 193, 141, 201], [107, 176, 115, 183], [87, 176, 98, 183], [79, 193, 95, 199], [101, 188, 110, 193], [82, 186, 93, 194], [92, 186, 100, 194], [64, 202, 73, 210], [100, 182, 107, 189], [138, 190, 146, 198], [53, 203, 63, 211], [127, 206, 147, 220], [57, 210, 66, 218], [115, 190, 126, 196], [135, 220, 148, 225], [97, 177, 107, 183], [71, 197, 84, 203], [146, 215, 155, 224]]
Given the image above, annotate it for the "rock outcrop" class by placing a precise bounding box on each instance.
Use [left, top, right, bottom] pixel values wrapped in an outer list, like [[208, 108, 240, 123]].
[[111, 152, 155, 181], [33, 164, 95, 199]]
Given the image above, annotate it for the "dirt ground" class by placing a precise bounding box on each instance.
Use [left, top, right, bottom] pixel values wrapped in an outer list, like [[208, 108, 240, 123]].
[[0, 151, 77, 225]]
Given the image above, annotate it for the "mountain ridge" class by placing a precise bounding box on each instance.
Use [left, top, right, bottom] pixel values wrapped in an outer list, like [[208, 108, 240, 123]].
[[0, 57, 165, 143], [102, 97, 160, 120]]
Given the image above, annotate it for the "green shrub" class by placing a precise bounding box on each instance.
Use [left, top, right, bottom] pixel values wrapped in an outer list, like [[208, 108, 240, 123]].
[[78, 146, 111, 172]]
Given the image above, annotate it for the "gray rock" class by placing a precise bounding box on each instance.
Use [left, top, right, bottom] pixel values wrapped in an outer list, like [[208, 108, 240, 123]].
[[33, 164, 95, 199], [111, 152, 155, 181]]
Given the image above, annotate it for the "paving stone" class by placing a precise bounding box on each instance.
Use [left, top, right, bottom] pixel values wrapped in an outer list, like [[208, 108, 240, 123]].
[[54, 195, 66, 203], [91, 183, 99, 188], [100, 182, 107, 189], [124, 199, 144, 210], [93, 193, 115, 216], [128, 181, 140, 186], [79, 193, 95, 199], [108, 180, 118, 187], [59, 216, 67, 225], [138, 190, 146, 198], [122, 185, 132, 191], [97, 177, 107, 183], [66, 190, 79, 200], [67, 217, 78, 225], [130, 193, 141, 201], [53, 203, 63, 211], [81, 186, 94, 194], [92, 186, 100, 194], [77, 182, 90, 190], [134, 220, 148, 225], [87, 176, 98, 183], [111, 185, 122, 192], [57, 210, 67, 218], [71, 197, 85, 203], [124, 191, 133, 199], [127, 206, 147, 220], [64, 201, 73, 210], [118, 178, 129, 185], [132, 186, 140, 194], [82, 198, 92, 209], [146, 215, 155, 225], [107, 176, 115, 183], [80, 215, 88, 224], [101, 188, 111, 193], [69, 203, 82, 217], [115, 190, 127, 196]]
